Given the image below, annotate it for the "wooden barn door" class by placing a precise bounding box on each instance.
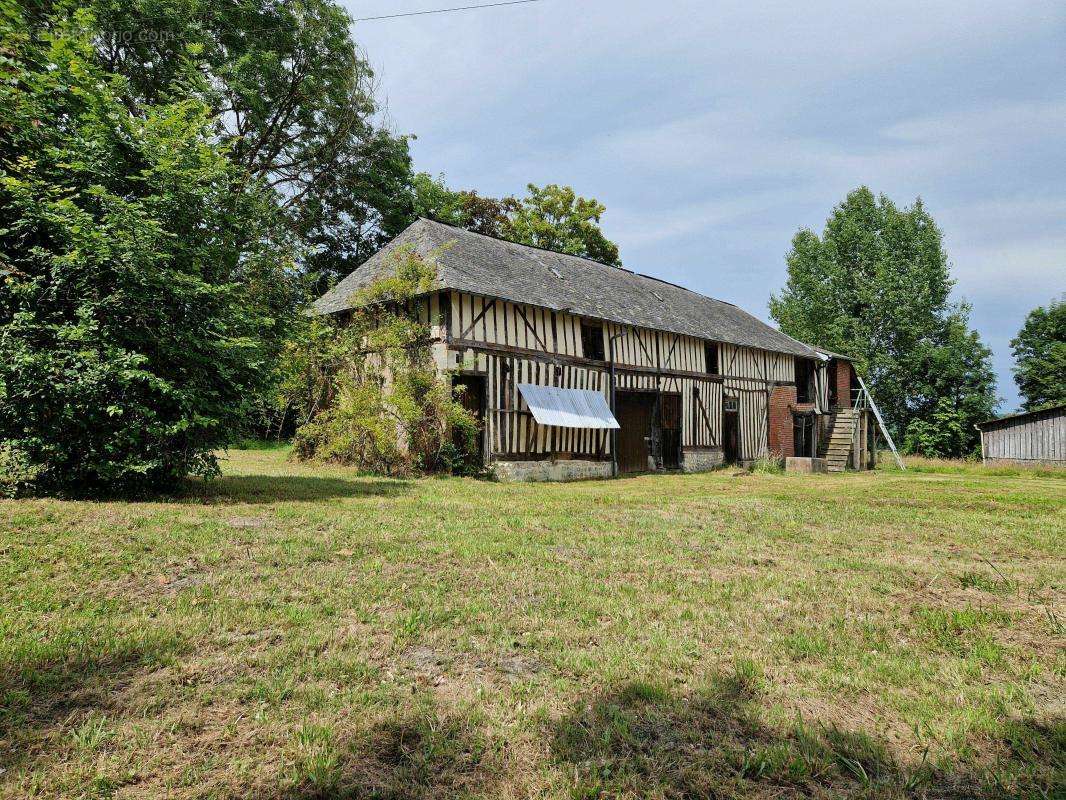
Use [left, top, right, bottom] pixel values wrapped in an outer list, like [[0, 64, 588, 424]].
[[660, 392, 682, 469], [615, 391, 655, 474]]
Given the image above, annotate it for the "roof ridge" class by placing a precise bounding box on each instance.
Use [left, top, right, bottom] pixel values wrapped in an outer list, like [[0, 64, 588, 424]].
[[416, 216, 628, 270]]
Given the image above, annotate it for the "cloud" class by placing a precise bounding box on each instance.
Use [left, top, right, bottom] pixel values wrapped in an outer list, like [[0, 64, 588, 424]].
[[344, 0, 1066, 408]]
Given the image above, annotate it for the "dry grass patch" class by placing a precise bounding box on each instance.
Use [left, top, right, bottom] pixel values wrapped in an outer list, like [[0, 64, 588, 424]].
[[0, 447, 1062, 798]]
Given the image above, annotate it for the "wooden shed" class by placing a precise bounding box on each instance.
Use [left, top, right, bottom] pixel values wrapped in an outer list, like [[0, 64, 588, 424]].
[[314, 219, 882, 480], [975, 404, 1065, 465]]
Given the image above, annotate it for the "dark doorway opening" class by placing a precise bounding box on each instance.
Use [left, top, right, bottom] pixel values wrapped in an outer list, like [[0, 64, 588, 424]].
[[722, 397, 739, 464], [660, 393, 682, 469], [615, 391, 656, 474], [793, 411, 815, 458], [452, 375, 485, 462], [827, 359, 839, 407]]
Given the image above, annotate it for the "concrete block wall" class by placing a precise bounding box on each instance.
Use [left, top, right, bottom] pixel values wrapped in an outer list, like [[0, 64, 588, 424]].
[[492, 459, 613, 482], [681, 447, 724, 472]]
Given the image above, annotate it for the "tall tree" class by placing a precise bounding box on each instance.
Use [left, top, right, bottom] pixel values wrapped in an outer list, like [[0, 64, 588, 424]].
[[769, 187, 996, 456], [506, 184, 621, 265], [1011, 298, 1066, 411], [411, 173, 518, 238], [60, 0, 418, 287], [412, 177, 621, 265], [0, 4, 290, 493]]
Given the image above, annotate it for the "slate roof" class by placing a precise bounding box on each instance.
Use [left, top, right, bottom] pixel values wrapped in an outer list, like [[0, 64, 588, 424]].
[[312, 218, 818, 358]]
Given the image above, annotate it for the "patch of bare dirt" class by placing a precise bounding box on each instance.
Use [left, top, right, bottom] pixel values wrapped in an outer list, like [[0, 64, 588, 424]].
[[227, 516, 269, 529]]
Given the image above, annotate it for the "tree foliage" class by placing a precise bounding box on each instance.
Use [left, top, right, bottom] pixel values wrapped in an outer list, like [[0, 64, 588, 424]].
[[411, 173, 518, 237], [0, 5, 291, 494], [1, 0, 623, 490], [506, 183, 621, 265], [289, 249, 479, 476], [68, 0, 418, 291], [1010, 298, 1065, 412], [73, 0, 626, 284], [412, 175, 621, 265], [769, 187, 996, 456]]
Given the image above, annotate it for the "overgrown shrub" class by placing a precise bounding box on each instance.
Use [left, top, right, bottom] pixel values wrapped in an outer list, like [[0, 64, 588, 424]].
[[750, 455, 784, 474], [288, 249, 480, 477]]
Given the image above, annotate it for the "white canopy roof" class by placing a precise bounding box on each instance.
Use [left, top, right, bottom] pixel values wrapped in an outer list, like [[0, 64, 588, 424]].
[[517, 384, 620, 429]]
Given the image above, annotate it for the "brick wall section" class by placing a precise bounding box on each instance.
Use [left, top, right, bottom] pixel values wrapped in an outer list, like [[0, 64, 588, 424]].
[[768, 385, 796, 458], [835, 360, 853, 407]]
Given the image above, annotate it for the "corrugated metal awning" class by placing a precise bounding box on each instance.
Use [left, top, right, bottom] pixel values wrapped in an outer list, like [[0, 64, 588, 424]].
[[517, 384, 620, 429]]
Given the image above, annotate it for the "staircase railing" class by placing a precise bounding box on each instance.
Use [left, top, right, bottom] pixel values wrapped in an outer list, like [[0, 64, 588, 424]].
[[850, 387, 865, 469], [855, 375, 905, 471]]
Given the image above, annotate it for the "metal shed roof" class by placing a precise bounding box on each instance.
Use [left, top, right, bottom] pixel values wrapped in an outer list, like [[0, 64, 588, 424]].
[[518, 384, 620, 429], [975, 404, 1066, 430]]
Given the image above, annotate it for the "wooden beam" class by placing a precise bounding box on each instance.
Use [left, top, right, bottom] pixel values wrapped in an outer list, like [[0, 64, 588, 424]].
[[459, 297, 496, 341], [512, 304, 549, 352], [663, 334, 681, 370], [449, 338, 792, 387], [693, 388, 717, 447]]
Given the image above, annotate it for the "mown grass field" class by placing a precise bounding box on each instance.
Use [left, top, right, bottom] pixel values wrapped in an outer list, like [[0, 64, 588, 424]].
[[1, 448, 1063, 799]]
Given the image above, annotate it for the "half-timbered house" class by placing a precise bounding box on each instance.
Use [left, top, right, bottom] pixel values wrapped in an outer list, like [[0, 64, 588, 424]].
[[313, 218, 877, 480]]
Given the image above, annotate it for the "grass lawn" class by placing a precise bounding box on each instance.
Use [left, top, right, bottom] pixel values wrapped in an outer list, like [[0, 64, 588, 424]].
[[1, 448, 1063, 799]]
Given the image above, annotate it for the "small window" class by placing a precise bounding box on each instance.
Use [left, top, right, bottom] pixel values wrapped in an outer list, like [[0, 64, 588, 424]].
[[704, 342, 719, 374], [580, 321, 605, 361], [724, 396, 739, 413], [795, 358, 813, 403]]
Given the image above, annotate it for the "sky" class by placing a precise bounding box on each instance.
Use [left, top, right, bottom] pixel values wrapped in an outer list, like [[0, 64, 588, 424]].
[[344, 0, 1065, 411]]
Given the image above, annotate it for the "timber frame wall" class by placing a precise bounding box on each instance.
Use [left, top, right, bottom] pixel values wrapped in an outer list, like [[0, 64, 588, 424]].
[[409, 290, 813, 464]]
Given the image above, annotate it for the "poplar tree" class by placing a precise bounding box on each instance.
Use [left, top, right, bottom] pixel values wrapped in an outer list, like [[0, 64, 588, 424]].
[[770, 187, 996, 456]]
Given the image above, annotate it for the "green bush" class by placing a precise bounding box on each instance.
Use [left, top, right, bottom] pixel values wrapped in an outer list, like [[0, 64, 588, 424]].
[[0, 9, 289, 494], [750, 455, 784, 474], [288, 249, 480, 477], [902, 397, 974, 458]]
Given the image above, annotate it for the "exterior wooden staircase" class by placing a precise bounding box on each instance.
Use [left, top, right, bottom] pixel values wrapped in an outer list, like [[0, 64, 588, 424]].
[[819, 408, 858, 472]]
